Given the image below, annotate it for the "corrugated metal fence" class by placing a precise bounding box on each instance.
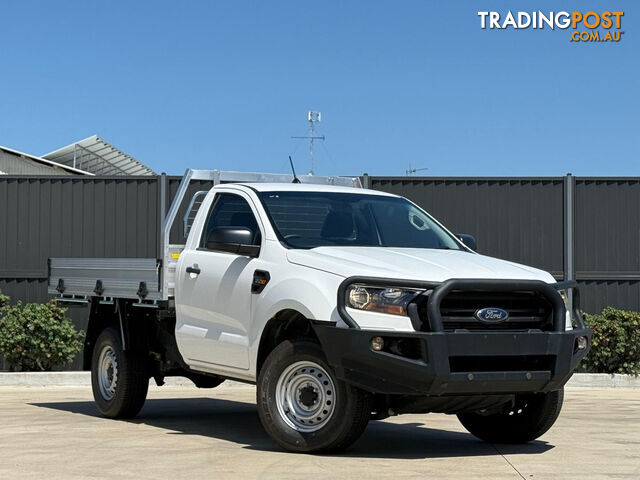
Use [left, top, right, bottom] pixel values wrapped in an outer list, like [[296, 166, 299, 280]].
[[1, 174, 639, 369]]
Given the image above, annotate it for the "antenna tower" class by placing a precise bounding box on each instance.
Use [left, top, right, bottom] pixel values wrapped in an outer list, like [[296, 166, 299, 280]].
[[291, 111, 325, 175]]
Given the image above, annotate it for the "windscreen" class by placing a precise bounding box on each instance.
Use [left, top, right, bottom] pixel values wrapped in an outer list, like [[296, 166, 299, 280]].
[[258, 191, 463, 250]]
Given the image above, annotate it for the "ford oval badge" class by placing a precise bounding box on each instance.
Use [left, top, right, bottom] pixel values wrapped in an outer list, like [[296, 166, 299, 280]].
[[474, 307, 509, 323]]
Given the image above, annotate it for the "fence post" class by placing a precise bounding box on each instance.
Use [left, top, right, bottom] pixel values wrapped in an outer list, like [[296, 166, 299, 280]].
[[362, 173, 370, 189], [158, 173, 167, 259], [564, 173, 575, 313]]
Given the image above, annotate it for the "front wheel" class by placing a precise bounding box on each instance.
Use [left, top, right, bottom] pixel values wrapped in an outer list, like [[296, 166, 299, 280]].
[[457, 389, 564, 444], [257, 340, 371, 453], [91, 327, 149, 419]]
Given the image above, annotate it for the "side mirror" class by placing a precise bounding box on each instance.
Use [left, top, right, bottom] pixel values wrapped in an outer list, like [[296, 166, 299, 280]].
[[205, 227, 260, 257], [457, 233, 477, 251]]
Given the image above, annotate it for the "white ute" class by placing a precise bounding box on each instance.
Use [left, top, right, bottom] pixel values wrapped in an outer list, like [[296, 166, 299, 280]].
[[49, 169, 591, 453]]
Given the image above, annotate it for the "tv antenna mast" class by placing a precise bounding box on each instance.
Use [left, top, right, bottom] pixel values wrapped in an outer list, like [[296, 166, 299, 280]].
[[406, 164, 429, 176], [291, 111, 325, 175]]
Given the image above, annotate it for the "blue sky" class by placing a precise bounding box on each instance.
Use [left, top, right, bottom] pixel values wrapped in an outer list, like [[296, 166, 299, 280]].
[[0, 1, 637, 176]]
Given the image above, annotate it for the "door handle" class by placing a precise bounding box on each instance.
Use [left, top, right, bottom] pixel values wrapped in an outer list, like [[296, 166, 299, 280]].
[[186, 266, 201, 275]]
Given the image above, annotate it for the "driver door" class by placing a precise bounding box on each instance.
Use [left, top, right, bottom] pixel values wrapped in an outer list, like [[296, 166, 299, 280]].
[[175, 191, 263, 373]]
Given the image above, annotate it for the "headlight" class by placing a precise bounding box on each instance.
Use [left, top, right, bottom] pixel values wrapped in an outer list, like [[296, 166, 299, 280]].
[[346, 285, 422, 316]]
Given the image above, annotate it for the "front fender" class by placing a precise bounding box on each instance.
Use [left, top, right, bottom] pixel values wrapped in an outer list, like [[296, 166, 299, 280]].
[[253, 275, 342, 326], [247, 270, 344, 371]]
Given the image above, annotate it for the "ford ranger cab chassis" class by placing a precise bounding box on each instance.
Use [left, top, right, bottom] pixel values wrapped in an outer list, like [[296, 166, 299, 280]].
[[49, 169, 591, 453]]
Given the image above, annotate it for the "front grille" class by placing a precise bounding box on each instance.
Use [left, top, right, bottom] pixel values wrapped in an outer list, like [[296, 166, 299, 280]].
[[419, 291, 553, 332]]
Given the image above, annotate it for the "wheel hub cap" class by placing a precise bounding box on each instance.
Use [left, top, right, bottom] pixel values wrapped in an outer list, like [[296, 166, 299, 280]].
[[97, 345, 118, 401], [275, 361, 336, 432]]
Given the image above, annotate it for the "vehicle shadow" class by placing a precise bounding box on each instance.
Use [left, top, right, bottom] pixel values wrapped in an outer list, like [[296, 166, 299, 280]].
[[31, 397, 554, 460]]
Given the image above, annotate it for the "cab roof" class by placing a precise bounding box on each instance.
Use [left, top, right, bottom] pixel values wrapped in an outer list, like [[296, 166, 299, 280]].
[[225, 182, 399, 196]]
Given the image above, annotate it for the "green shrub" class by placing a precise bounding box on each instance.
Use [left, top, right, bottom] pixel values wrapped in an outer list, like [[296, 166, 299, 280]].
[[0, 293, 84, 371], [0, 291, 8, 313], [579, 307, 640, 375]]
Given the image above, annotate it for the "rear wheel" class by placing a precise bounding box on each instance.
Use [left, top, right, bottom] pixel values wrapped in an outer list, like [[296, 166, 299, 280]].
[[91, 327, 149, 418], [257, 340, 371, 453], [457, 389, 564, 443]]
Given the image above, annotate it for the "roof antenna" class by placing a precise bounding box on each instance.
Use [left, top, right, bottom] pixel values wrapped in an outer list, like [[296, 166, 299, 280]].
[[289, 156, 301, 183]]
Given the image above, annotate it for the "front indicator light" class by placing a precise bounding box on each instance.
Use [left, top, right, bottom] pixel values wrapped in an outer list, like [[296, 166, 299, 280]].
[[577, 336, 588, 350], [371, 336, 385, 351]]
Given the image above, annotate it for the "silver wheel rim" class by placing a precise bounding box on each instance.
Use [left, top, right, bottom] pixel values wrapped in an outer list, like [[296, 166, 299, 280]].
[[97, 345, 118, 401], [275, 361, 336, 432]]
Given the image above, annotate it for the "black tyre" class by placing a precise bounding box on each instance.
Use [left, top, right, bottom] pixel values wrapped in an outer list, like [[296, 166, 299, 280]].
[[457, 389, 564, 443], [257, 340, 371, 453], [91, 327, 149, 419]]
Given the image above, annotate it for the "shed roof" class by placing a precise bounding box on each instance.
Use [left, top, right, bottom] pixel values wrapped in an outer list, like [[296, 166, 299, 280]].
[[43, 135, 155, 176], [0, 144, 93, 175]]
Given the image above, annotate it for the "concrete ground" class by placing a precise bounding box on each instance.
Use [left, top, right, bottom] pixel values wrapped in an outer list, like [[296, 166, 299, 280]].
[[0, 386, 638, 480]]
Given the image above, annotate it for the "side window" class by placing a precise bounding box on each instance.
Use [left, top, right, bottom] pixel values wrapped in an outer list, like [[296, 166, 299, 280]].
[[200, 193, 262, 248]]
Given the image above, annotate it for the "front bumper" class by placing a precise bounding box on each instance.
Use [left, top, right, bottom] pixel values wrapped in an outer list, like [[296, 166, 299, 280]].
[[313, 278, 592, 396], [313, 325, 591, 395]]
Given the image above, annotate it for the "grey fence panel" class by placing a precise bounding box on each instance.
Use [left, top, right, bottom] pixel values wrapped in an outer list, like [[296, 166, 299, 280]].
[[369, 178, 565, 277], [577, 280, 640, 315], [574, 178, 640, 312], [575, 179, 640, 276], [0, 176, 160, 277]]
